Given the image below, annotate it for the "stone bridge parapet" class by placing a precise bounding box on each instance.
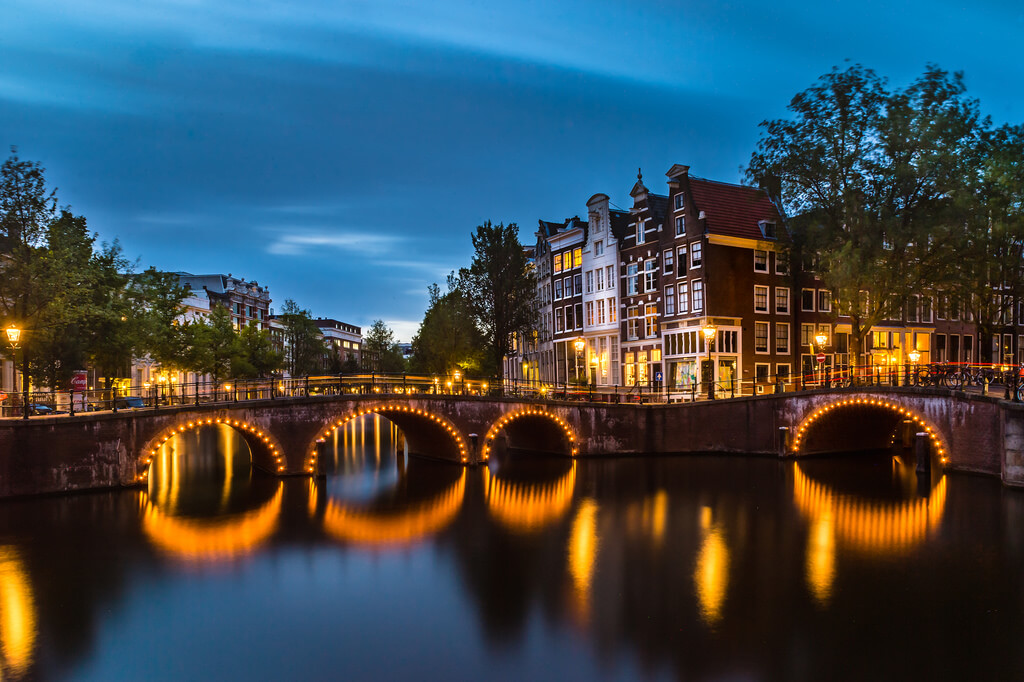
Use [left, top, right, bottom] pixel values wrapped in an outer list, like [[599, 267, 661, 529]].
[[0, 388, 1020, 497]]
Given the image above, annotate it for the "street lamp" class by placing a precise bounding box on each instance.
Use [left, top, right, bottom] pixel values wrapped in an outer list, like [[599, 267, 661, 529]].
[[814, 332, 828, 385], [702, 323, 717, 400], [453, 370, 461, 394], [5, 326, 27, 420], [573, 337, 586, 385], [908, 349, 921, 386]]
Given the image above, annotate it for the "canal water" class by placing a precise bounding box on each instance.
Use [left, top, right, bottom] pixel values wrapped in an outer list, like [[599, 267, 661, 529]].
[[0, 416, 1021, 680]]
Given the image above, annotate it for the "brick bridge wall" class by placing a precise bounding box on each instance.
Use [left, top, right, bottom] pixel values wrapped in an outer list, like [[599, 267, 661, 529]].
[[0, 388, 1020, 497]]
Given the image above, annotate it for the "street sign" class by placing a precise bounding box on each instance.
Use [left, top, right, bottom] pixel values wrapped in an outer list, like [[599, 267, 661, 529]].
[[654, 371, 663, 382], [816, 353, 826, 364]]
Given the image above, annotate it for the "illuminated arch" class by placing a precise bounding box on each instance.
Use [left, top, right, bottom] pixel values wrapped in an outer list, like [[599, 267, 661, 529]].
[[481, 408, 578, 460], [793, 464, 947, 554], [791, 397, 948, 465], [140, 483, 284, 563], [320, 470, 466, 547], [315, 404, 470, 465], [138, 417, 287, 484], [484, 462, 577, 533]]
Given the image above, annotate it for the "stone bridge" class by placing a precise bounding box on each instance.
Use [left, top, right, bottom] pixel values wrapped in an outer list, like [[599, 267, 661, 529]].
[[1, 387, 1022, 497]]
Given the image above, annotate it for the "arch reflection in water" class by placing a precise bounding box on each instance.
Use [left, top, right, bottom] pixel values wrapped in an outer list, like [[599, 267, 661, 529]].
[[317, 415, 466, 549], [0, 547, 35, 679], [484, 461, 577, 534], [142, 425, 283, 564], [794, 462, 948, 605], [567, 497, 599, 626], [694, 505, 730, 627]]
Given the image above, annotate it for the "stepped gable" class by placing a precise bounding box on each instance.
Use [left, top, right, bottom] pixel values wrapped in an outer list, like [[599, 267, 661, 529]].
[[688, 177, 781, 239]]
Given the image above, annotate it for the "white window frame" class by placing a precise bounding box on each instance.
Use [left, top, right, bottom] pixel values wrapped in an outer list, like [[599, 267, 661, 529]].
[[690, 241, 702, 268], [665, 285, 676, 316], [754, 321, 770, 354], [775, 287, 790, 314], [692, 279, 704, 312], [754, 285, 769, 313], [801, 288, 815, 312], [675, 215, 685, 235], [754, 249, 768, 272], [775, 322, 790, 354]]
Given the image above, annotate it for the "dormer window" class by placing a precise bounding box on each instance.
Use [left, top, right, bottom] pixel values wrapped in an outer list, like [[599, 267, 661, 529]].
[[759, 220, 777, 239]]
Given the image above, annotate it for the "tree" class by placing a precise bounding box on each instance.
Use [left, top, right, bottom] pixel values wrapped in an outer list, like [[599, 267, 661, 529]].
[[279, 299, 323, 376], [456, 221, 537, 378], [185, 305, 239, 384], [411, 279, 484, 375], [363, 319, 406, 372], [232, 321, 284, 378], [746, 64, 986, 362]]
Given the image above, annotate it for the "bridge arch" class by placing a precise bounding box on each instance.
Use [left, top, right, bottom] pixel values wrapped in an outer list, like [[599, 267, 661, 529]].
[[481, 407, 578, 460], [315, 404, 470, 465], [138, 417, 286, 484], [791, 397, 948, 464]]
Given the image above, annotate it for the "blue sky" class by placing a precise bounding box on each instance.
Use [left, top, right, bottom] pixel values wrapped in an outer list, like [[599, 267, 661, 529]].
[[3, 0, 1022, 340]]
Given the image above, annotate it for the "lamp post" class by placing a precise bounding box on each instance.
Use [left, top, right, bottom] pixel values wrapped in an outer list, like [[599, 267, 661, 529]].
[[5, 326, 27, 419], [573, 337, 586, 386], [702, 323, 717, 400], [908, 349, 921, 386], [814, 331, 828, 386]]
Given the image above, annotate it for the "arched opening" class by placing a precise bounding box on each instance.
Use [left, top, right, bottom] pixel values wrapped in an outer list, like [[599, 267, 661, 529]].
[[314, 405, 469, 465], [791, 397, 948, 466], [481, 409, 577, 461]]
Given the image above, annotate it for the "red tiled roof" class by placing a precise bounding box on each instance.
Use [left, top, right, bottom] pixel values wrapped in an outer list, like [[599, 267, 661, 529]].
[[688, 177, 781, 240]]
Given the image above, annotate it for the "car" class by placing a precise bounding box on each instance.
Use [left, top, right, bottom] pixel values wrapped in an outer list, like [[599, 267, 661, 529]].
[[28, 404, 54, 415], [113, 397, 146, 410]]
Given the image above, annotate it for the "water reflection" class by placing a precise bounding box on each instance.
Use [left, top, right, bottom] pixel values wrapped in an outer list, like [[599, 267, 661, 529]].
[[567, 497, 599, 625], [694, 505, 730, 626], [485, 460, 576, 534], [0, 548, 35, 679]]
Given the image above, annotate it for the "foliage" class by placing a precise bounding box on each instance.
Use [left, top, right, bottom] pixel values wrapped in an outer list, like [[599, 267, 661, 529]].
[[746, 64, 987, 360], [279, 299, 323, 376], [410, 279, 484, 375], [455, 221, 537, 377], [183, 304, 238, 383], [232, 321, 284, 378], [363, 319, 406, 372]]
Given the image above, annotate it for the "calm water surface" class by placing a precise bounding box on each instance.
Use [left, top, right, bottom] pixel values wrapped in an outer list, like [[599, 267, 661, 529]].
[[0, 416, 1022, 681]]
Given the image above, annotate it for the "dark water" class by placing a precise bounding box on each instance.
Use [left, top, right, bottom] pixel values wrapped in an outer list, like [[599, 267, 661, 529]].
[[0, 416, 1022, 681]]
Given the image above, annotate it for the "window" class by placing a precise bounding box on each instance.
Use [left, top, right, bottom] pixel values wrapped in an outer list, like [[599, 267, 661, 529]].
[[775, 250, 789, 275], [563, 277, 572, 298], [817, 290, 832, 313], [677, 245, 687, 277], [775, 287, 789, 314], [627, 306, 640, 340], [574, 274, 582, 295], [690, 241, 702, 268], [554, 280, 563, 300], [664, 249, 674, 274], [605, 265, 614, 289], [675, 216, 686, 235], [586, 270, 594, 294], [644, 304, 658, 338], [801, 323, 815, 347], [565, 306, 574, 330], [801, 289, 815, 312], [692, 280, 704, 311], [555, 308, 564, 333], [586, 301, 594, 326], [754, 250, 768, 272], [636, 220, 645, 244], [665, 285, 676, 316], [754, 285, 769, 312], [553, 253, 563, 273], [755, 322, 769, 353], [679, 282, 689, 312], [595, 240, 604, 256], [573, 248, 582, 269], [626, 263, 639, 296], [597, 299, 606, 324], [674, 192, 685, 210], [608, 299, 617, 323], [759, 221, 777, 239], [644, 259, 657, 292], [921, 296, 932, 323], [937, 295, 948, 320], [575, 303, 583, 329], [776, 364, 791, 380], [596, 268, 604, 291], [755, 364, 771, 383], [775, 322, 790, 354]]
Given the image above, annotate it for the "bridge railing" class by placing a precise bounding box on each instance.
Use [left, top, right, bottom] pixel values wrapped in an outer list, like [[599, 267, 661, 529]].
[[3, 362, 1021, 417]]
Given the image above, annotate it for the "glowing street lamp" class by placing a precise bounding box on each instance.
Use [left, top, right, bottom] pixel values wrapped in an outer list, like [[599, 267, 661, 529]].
[[702, 323, 717, 400], [5, 326, 20, 347], [574, 337, 585, 385], [5, 326, 28, 419]]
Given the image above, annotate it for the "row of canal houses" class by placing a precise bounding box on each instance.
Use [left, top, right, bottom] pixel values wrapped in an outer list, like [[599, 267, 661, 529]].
[[506, 164, 999, 398]]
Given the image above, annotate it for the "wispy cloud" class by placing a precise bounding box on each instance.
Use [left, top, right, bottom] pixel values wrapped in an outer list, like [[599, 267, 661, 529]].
[[265, 229, 402, 257]]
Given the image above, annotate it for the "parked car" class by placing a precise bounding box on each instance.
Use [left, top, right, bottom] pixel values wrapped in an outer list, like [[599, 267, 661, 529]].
[[28, 404, 54, 415], [114, 397, 146, 410]]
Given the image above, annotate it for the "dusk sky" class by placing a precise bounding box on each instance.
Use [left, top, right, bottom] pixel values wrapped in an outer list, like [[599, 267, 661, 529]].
[[3, 0, 1022, 341]]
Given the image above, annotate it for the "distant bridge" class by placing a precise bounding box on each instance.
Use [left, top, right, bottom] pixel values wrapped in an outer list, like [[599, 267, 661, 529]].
[[0, 387, 1021, 497]]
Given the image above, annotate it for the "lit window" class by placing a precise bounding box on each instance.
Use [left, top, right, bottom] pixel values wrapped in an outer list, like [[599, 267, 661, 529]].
[[573, 248, 583, 269], [775, 322, 790, 353], [775, 287, 789, 314], [645, 304, 658, 338], [754, 285, 769, 312], [755, 322, 769, 353]]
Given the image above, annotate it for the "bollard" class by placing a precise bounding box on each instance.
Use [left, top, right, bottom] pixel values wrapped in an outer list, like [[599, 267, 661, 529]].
[[778, 426, 790, 457], [915, 432, 930, 473], [901, 419, 913, 448], [983, 376, 989, 396]]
